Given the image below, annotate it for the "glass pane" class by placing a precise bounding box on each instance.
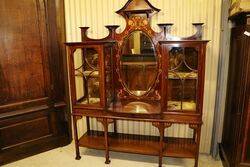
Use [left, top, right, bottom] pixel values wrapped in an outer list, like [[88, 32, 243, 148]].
[[120, 31, 157, 97], [167, 47, 198, 111], [73, 48, 100, 105]]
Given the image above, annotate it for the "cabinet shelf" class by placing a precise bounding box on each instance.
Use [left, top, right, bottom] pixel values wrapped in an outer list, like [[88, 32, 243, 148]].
[[167, 101, 196, 111], [121, 61, 157, 66], [77, 97, 100, 104], [168, 72, 197, 80], [79, 130, 196, 158], [75, 71, 99, 78]]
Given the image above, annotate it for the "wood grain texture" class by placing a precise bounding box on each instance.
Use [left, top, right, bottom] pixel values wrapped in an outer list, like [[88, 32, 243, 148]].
[[0, 0, 46, 104], [64, 0, 222, 153], [0, 0, 71, 165], [66, 1, 208, 166]]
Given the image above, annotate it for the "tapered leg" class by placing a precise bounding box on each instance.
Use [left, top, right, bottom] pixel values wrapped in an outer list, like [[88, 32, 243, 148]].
[[86, 116, 90, 132], [194, 126, 201, 167], [104, 119, 111, 164], [159, 124, 164, 167], [73, 116, 81, 160], [152, 122, 166, 167], [114, 119, 117, 134]]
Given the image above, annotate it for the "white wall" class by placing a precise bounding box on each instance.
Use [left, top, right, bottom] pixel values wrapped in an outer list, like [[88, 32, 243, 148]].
[[211, 0, 231, 158], [64, 0, 222, 153]]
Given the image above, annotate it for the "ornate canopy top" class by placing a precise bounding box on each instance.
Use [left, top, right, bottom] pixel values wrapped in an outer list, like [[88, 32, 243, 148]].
[[116, 0, 160, 18], [76, 0, 206, 42]]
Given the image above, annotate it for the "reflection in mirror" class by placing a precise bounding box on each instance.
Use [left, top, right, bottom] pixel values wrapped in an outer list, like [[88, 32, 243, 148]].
[[167, 47, 198, 111], [73, 48, 100, 105], [120, 31, 157, 97]]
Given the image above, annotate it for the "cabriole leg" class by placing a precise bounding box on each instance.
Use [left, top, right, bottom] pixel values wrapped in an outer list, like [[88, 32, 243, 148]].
[[73, 115, 81, 160]]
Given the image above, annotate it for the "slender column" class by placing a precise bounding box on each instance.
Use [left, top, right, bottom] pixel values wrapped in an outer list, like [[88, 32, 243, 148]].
[[114, 119, 117, 134], [194, 126, 201, 167], [190, 124, 201, 167], [193, 129, 196, 141], [152, 122, 172, 167], [86, 116, 90, 132], [159, 123, 164, 167], [73, 116, 81, 160], [104, 118, 111, 164], [97, 118, 114, 164]]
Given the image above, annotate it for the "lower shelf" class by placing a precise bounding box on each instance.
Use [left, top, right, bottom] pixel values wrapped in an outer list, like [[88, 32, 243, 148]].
[[79, 130, 196, 158]]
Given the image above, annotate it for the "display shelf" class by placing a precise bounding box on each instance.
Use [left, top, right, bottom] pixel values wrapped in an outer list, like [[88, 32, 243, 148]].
[[168, 72, 197, 80], [79, 130, 196, 158], [77, 97, 100, 104], [75, 70, 99, 78], [83, 71, 99, 77], [121, 61, 157, 66], [167, 101, 196, 111], [109, 101, 161, 114]]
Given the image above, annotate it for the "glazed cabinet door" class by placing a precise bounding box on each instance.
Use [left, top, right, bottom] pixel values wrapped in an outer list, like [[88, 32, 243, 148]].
[[161, 43, 206, 114], [69, 45, 107, 109], [0, 0, 70, 164]]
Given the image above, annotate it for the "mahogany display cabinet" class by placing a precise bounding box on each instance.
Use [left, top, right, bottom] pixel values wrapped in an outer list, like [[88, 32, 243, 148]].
[[65, 0, 209, 167]]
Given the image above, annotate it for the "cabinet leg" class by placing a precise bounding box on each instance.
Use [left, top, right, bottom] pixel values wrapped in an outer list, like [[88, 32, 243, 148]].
[[104, 119, 111, 164], [73, 116, 81, 160], [194, 126, 201, 167], [159, 124, 164, 167], [114, 119, 117, 134], [86, 116, 90, 132], [194, 157, 199, 167]]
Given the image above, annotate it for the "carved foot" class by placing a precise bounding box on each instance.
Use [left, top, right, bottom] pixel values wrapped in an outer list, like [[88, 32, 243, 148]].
[[75, 155, 81, 160], [105, 159, 111, 164]]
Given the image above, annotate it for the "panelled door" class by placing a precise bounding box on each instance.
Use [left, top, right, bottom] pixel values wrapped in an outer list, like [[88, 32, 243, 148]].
[[0, 0, 71, 164]]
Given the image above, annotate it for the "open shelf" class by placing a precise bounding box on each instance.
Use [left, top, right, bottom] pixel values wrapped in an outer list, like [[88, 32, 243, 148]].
[[79, 130, 196, 158], [109, 101, 161, 114]]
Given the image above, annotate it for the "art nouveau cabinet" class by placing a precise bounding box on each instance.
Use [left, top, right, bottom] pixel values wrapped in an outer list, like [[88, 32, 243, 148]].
[[65, 0, 208, 167]]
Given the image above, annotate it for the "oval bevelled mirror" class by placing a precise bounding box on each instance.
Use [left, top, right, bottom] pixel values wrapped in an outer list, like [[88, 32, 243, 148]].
[[120, 31, 157, 97]]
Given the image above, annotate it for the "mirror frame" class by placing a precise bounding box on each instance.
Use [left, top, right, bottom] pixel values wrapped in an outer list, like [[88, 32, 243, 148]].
[[117, 29, 160, 99]]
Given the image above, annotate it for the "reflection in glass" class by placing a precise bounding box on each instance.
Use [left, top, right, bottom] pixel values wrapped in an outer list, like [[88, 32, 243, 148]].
[[167, 47, 198, 111], [120, 31, 157, 97], [74, 48, 100, 105]]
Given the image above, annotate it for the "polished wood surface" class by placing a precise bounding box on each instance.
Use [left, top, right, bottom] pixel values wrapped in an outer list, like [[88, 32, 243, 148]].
[[0, 0, 71, 165], [79, 130, 197, 158], [66, 0, 208, 167], [220, 12, 250, 167]]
